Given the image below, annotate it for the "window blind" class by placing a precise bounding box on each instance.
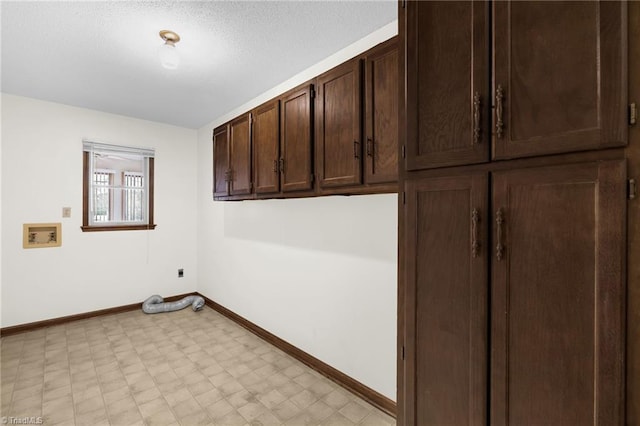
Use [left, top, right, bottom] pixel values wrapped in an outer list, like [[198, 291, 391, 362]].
[[82, 140, 155, 158]]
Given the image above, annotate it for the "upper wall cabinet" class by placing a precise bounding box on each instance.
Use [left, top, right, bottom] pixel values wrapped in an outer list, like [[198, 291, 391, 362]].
[[365, 38, 399, 184], [212, 112, 254, 199], [213, 125, 230, 198], [493, 1, 627, 159], [406, 1, 490, 170], [316, 58, 363, 188], [405, 1, 627, 171], [252, 83, 315, 198], [253, 100, 281, 195], [281, 83, 315, 193]]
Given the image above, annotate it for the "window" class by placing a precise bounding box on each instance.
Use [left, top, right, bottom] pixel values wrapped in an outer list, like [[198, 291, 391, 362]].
[[82, 141, 156, 231]]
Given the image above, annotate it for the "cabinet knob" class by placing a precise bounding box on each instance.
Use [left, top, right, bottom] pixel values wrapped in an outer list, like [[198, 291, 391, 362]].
[[471, 208, 480, 257], [473, 92, 481, 144], [366, 138, 374, 157], [495, 85, 504, 139], [495, 208, 505, 261], [353, 140, 360, 159]]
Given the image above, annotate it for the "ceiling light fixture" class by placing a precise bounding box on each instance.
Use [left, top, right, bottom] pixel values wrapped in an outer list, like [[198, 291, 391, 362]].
[[159, 30, 180, 70]]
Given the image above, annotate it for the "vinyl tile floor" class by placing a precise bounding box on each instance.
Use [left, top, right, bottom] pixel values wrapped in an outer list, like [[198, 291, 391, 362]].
[[0, 306, 395, 426]]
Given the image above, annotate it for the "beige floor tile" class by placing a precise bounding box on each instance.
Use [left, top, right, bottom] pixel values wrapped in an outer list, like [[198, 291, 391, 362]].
[[163, 386, 192, 407], [339, 400, 371, 424], [358, 410, 396, 426], [206, 398, 234, 420], [214, 410, 248, 425], [133, 386, 162, 405], [194, 387, 223, 407], [177, 410, 212, 426], [271, 400, 300, 422], [307, 399, 335, 423], [137, 396, 171, 418], [1, 307, 394, 426], [106, 394, 138, 416], [322, 412, 357, 426], [171, 397, 202, 420], [108, 406, 144, 426]]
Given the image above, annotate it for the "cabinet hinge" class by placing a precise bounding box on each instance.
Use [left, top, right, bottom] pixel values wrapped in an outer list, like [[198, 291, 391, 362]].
[[630, 103, 638, 126], [629, 179, 637, 200], [311, 88, 316, 99], [401, 346, 405, 360], [402, 191, 406, 204], [401, 145, 406, 158]]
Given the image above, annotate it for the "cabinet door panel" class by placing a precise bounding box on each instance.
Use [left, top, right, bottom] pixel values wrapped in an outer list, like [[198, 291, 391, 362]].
[[365, 39, 398, 184], [281, 84, 314, 192], [493, 1, 627, 159], [317, 60, 362, 187], [406, 0, 489, 170], [253, 101, 280, 194], [491, 160, 626, 425], [213, 125, 229, 197], [229, 113, 252, 196], [404, 173, 488, 426]]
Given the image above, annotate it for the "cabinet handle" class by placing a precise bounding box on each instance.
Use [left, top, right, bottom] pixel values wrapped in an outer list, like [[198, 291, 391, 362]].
[[495, 85, 504, 139], [354, 140, 360, 159], [273, 160, 279, 174], [471, 208, 480, 257], [495, 208, 504, 261], [473, 92, 481, 144], [279, 158, 285, 174], [366, 138, 374, 157]]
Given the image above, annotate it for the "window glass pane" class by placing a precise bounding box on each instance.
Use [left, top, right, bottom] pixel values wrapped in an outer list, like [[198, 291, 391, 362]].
[[90, 151, 147, 226]]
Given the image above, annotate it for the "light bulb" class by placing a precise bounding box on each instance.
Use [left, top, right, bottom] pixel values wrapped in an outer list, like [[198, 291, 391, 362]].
[[159, 41, 180, 70]]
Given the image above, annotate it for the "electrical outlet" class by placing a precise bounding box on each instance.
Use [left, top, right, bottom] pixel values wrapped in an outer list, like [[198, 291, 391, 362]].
[[62, 207, 71, 218], [178, 268, 184, 278]]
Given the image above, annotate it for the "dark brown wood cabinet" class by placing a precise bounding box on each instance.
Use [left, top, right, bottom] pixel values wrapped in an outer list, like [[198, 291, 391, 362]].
[[490, 160, 626, 425], [405, 1, 626, 171], [493, 1, 627, 159], [316, 59, 363, 188], [229, 113, 252, 196], [253, 100, 280, 194], [400, 1, 630, 425], [213, 124, 229, 197], [402, 160, 627, 425], [281, 83, 314, 193], [365, 38, 399, 184], [213, 38, 399, 201], [403, 173, 488, 426], [405, 0, 489, 170]]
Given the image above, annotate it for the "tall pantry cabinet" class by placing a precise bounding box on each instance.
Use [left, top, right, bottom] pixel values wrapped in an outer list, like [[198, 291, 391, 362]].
[[398, 1, 630, 425]]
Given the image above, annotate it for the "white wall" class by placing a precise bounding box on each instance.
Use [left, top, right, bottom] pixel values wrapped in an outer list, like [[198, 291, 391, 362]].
[[197, 22, 398, 401], [1, 94, 198, 327]]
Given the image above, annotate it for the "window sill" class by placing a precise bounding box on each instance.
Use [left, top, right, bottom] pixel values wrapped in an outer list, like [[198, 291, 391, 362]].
[[81, 224, 157, 232]]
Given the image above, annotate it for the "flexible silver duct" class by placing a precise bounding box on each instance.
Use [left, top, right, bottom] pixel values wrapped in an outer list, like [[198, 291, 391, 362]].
[[142, 294, 205, 314]]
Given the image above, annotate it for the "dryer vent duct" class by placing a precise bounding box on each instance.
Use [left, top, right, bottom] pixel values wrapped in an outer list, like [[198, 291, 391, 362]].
[[142, 294, 204, 314]]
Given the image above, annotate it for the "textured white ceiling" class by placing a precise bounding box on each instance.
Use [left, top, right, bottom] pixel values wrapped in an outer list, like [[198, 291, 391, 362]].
[[1, 1, 396, 129]]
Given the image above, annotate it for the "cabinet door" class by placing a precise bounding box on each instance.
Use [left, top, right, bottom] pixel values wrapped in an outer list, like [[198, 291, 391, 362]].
[[493, 1, 627, 159], [253, 100, 280, 194], [406, 1, 489, 170], [229, 113, 252, 196], [404, 173, 488, 426], [281, 84, 314, 192], [316, 59, 362, 188], [213, 124, 229, 197], [365, 38, 398, 184], [491, 160, 626, 425]]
